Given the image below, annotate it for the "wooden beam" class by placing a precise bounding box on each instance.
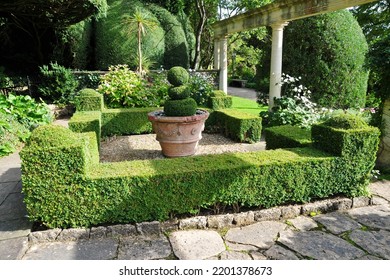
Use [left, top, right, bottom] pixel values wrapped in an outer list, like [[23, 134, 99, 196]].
[[213, 0, 379, 38]]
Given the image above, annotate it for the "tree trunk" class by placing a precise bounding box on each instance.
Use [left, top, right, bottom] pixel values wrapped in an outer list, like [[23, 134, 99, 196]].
[[192, 0, 207, 70]]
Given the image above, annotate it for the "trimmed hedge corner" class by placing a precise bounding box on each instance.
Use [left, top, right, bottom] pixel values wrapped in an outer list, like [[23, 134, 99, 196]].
[[265, 125, 312, 149], [75, 88, 103, 112], [216, 109, 262, 143]]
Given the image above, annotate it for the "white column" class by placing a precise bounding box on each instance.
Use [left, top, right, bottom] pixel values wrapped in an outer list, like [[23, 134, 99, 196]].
[[268, 22, 288, 110], [214, 39, 220, 70], [219, 37, 228, 93]]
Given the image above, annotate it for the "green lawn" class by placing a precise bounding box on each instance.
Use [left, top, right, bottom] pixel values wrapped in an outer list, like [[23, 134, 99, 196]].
[[230, 96, 268, 116]]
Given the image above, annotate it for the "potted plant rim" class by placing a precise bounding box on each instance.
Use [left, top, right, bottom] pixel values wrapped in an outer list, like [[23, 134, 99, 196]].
[[148, 66, 209, 157]]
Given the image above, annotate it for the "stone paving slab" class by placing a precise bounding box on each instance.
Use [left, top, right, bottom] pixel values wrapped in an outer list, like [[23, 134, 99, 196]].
[[118, 236, 172, 260], [219, 251, 252, 260], [349, 229, 390, 259], [0, 218, 32, 241], [287, 216, 318, 231], [278, 230, 366, 260], [0, 193, 28, 221], [264, 244, 300, 260], [347, 205, 390, 230], [22, 238, 119, 260], [169, 230, 225, 260], [313, 212, 361, 235], [225, 221, 286, 249], [0, 168, 21, 183], [370, 180, 390, 201], [0, 237, 28, 260]]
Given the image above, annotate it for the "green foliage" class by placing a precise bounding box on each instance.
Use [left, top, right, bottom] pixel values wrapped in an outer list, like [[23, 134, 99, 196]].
[[0, 66, 13, 88], [37, 62, 79, 105], [66, 20, 94, 69], [101, 107, 155, 136], [282, 10, 369, 108], [168, 85, 190, 100], [75, 88, 103, 111], [265, 125, 312, 150], [97, 65, 147, 108], [208, 91, 233, 110], [0, 112, 30, 157], [68, 111, 101, 147], [95, 0, 165, 70], [321, 113, 368, 130], [187, 72, 215, 106], [260, 96, 320, 129], [164, 98, 197, 116], [216, 109, 262, 143], [0, 94, 53, 129], [167, 66, 189, 86], [21, 121, 379, 227], [208, 96, 233, 110], [148, 4, 191, 68]]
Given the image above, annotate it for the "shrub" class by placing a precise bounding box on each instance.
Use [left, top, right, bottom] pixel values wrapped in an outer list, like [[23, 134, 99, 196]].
[[164, 98, 197, 116], [265, 125, 312, 150], [216, 109, 262, 143], [37, 62, 79, 105], [188, 72, 215, 106], [148, 4, 191, 69], [168, 85, 190, 100], [321, 113, 368, 130], [75, 88, 104, 111], [97, 65, 144, 108], [21, 121, 379, 227], [95, 0, 165, 70], [283, 10, 369, 108], [0, 112, 30, 157], [167, 66, 189, 86], [257, 10, 368, 109], [0, 94, 53, 129]]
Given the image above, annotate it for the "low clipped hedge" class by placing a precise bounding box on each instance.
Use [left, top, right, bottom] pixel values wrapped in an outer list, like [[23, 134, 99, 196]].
[[101, 107, 156, 136], [68, 111, 101, 148], [265, 125, 312, 149], [75, 88, 103, 112], [215, 109, 262, 143], [20, 120, 379, 228]]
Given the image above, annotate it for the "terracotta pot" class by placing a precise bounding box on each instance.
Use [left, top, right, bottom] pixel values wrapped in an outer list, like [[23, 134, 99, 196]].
[[148, 109, 209, 157]]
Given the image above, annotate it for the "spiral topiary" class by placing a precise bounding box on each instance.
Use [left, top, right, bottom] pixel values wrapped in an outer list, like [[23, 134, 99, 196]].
[[167, 66, 189, 87], [164, 66, 197, 116]]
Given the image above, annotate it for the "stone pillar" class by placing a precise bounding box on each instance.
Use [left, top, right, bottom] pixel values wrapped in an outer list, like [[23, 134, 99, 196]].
[[214, 39, 220, 70], [218, 37, 228, 93], [268, 22, 288, 110]]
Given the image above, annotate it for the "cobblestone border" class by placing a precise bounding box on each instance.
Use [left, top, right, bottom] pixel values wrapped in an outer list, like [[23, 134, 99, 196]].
[[28, 196, 374, 243]]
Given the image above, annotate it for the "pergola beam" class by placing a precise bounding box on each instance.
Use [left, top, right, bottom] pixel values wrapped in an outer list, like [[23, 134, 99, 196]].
[[213, 0, 378, 38]]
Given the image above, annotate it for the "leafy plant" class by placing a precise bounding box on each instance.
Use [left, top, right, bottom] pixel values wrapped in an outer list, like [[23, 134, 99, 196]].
[[260, 74, 320, 128], [187, 71, 215, 106], [0, 94, 53, 129], [0, 112, 30, 157], [37, 62, 79, 105], [98, 64, 168, 108]]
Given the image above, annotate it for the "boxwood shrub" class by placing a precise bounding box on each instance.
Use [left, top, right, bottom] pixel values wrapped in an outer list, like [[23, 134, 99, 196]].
[[215, 109, 262, 143], [265, 125, 312, 149], [20, 119, 379, 228]]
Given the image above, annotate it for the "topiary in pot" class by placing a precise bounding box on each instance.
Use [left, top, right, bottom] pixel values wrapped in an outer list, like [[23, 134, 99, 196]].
[[148, 66, 209, 157]]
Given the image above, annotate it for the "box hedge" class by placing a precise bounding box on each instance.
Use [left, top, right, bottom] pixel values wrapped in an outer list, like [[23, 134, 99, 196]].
[[215, 109, 262, 143], [265, 125, 312, 149], [20, 120, 379, 228]]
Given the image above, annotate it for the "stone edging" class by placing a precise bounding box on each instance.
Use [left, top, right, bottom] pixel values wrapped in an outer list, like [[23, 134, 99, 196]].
[[28, 196, 375, 244]]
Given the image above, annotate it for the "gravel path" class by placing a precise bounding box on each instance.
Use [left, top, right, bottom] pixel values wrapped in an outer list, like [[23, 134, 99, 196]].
[[100, 133, 266, 162]]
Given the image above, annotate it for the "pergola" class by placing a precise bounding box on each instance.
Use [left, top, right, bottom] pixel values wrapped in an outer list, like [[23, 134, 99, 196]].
[[212, 0, 378, 108]]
